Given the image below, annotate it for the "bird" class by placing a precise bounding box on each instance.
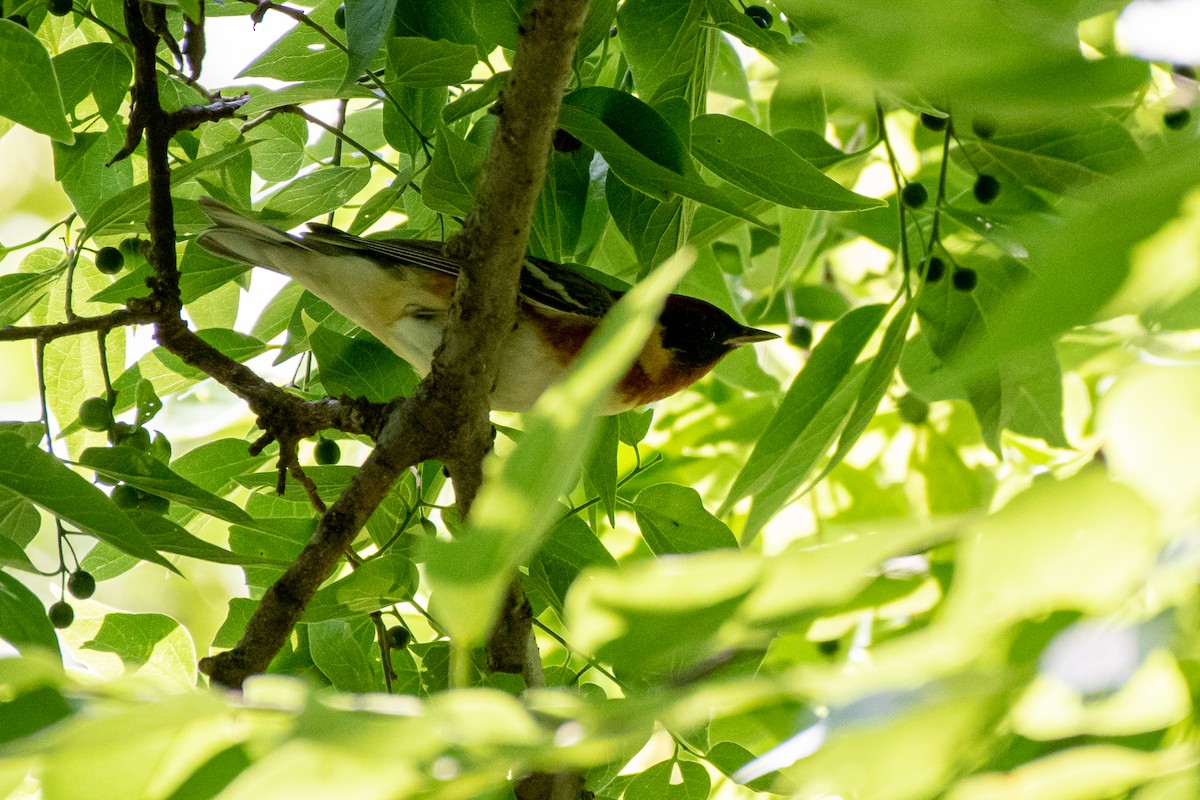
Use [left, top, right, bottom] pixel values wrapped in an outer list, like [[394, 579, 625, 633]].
[[196, 197, 777, 414]]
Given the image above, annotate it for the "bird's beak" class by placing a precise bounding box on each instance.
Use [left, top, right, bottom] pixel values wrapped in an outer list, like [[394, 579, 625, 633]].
[[725, 326, 779, 347]]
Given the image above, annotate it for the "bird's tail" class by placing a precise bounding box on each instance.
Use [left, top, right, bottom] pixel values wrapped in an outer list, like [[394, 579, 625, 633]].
[[196, 197, 316, 274]]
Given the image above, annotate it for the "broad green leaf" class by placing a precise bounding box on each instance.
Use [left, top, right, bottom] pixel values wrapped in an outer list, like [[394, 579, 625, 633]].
[[616, 0, 705, 107], [259, 167, 372, 228], [559, 88, 760, 225], [245, 113, 307, 183], [123, 509, 287, 567], [631, 484, 737, 555], [304, 554, 419, 621], [0, 434, 175, 572], [529, 515, 618, 616], [309, 619, 376, 692], [343, 0, 399, 87], [423, 120, 486, 215], [723, 304, 887, 514], [78, 446, 263, 532], [957, 110, 1142, 194], [582, 415, 619, 526], [0, 20, 73, 143], [0, 268, 63, 327], [238, 80, 377, 117], [0, 571, 60, 656], [81, 141, 257, 241], [706, 0, 794, 61], [238, 0, 348, 82], [565, 548, 761, 678], [52, 42, 131, 122], [625, 759, 710, 800], [54, 125, 134, 225], [691, 114, 882, 211], [385, 37, 477, 88], [308, 325, 419, 402], [426, 249, 696, 645], [74, 612, 197, 688]]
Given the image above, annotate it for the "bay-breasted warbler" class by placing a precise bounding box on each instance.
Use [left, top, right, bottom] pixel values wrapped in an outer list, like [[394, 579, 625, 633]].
[[197, 197, 777, 413]]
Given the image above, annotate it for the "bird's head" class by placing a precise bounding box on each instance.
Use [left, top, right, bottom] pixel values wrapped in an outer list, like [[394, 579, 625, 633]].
[[657, 294, 778, 366]]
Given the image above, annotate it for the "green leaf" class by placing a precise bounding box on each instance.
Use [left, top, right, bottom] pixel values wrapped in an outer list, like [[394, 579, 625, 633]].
[[810, 298, 915, 486], [559, 88, 759, 225], [52, 42, 132, 122], [308, 619, 376, 691], [616, 0, 705, 106], [238, 80, 377, 117], [631, 484, 737, 555], [0, 20, 73, 144], [957, 110, 1142, 194], [565, 549, 761, 678], [78, 612, 196, 688], [442, 70, 508, 124], [304, 554, 418, 621], [0, 571, 60, 656], [529, 515, 618, 616], [244, 113, 307, 183], [81, 141, 257, 241], [0, 684, 73, 746], [308, 325, 419, 402], [423, 120, 486, 215], [691, 114, 881, 211], [53, 124, 134, 223], [426, 249, 697, 645], [259, 167, 372, 228], [343, 0, 399, 87], [582, 415, 618, 526], [0, 434, 176, 573], [78, 446, 263, 532], [625, 760, 710, 800], [238, 0, 348, 82], [385, 37, 477, 88], [0, 268, 63, 327], [723, 304, 887, 514]]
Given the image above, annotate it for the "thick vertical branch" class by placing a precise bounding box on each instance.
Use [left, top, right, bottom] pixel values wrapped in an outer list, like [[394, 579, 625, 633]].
[[434, 1, 592, 512]]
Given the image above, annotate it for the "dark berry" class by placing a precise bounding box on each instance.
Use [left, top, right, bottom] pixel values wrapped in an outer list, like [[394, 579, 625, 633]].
[[921, 256, 945, 283], [552, 129, 582, 153], [78, 397, 113, 432], [1173, 65, 1196, 80], [111, 484, 140, 509], [95, 246, 124, 274], [920, 112, 948, 132], [314, 437, 341, 465], [816, 639, 840, 656], [8, 13, 29, 26], [48, 601, 74, 629], [1164, 109, 1192, 130], [118, 237, 145, 265], [973, 174, 1000, 204], [138, 493, 170, 515], [333, 3, 345, 29], [46, 0, 72, 16], [896, 393, 929, 425], [787, 320, 813, 349], [901, 182, 928, 208], [120, 426, 152, 452], [150, 431, 172, 463], [971, 116, 996, 139], [67, 570, 96, 600], [745, 5, 772, 29], [387, 626, 411, 649], [952, 267, 978, 292]]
